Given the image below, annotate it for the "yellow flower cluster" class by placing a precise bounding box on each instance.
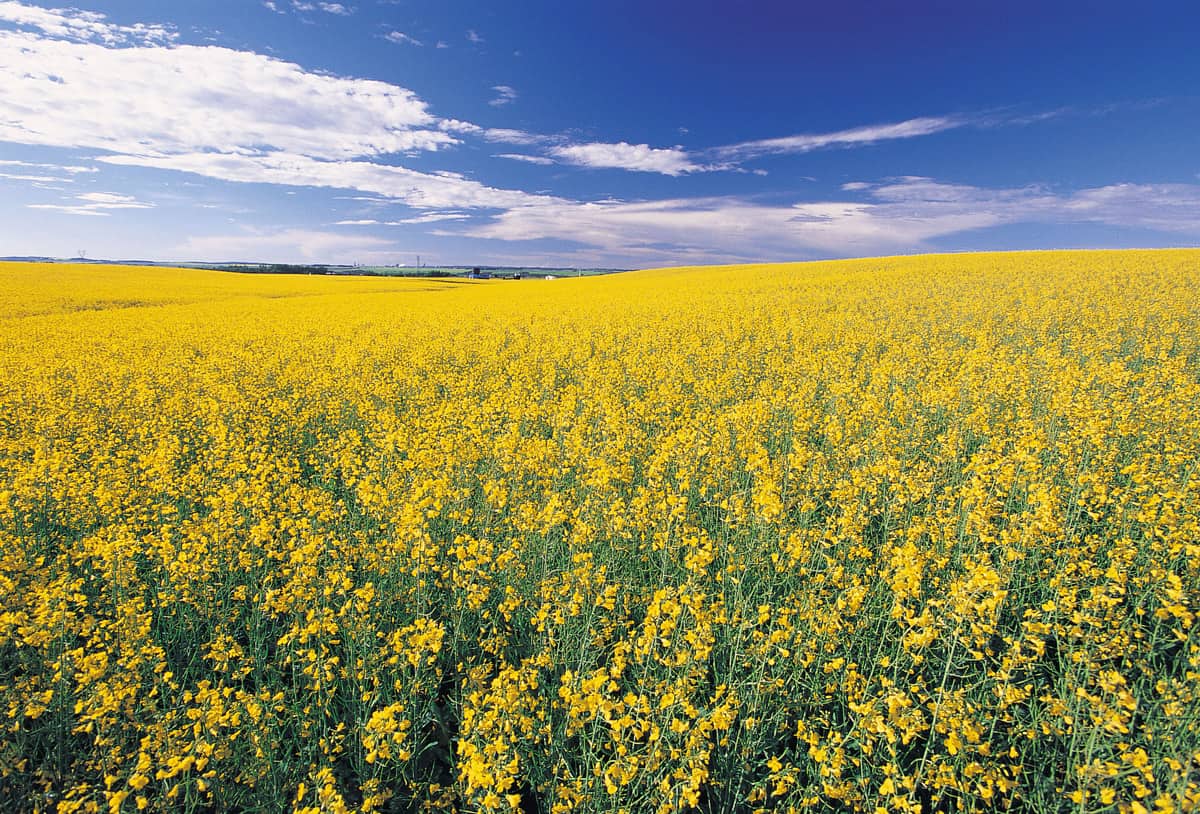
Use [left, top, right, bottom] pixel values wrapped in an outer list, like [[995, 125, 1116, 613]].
[[0, 251, 1198, 812]]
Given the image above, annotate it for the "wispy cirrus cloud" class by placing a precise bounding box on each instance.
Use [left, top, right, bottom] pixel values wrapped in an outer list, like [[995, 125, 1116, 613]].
[[494, 153, 555, 166], [548, 142, 714, 176], [436, 120, 553, 147], [96, 151, 555, 211], [395, 211, 470, 224], [290, 1, 353, 15], [515, 115, 971, 177], [0, 159, 97, 173], [27, 190, 153, 216], [1054, 182, 1200, 233], [0, 172, 64, 183], [384, 30, 421, 45], [76, 192, 149, 206], [264, 0, 352, 16], [711, 115, 966, 162], [479, 127, 551, 145], [489, 85, 518, 107], [0, 158, 98, 185], [334, 212, 469, 225], [532, 110, 1070, 177]]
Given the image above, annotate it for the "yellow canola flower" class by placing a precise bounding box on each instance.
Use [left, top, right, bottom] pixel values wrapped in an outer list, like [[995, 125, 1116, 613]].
[[0, 251, 1197, 812]]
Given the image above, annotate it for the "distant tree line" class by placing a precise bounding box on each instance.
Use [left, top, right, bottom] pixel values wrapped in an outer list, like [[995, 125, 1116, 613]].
[[208, 264, 461, 278], [211, 263, 330, 275]]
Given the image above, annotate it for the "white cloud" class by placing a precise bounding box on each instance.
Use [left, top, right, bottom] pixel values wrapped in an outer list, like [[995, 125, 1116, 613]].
[[489, 85, 518, 107], [466, 29, 482, 43], [548, 142, 712, 176], [2, 172, 68, 182], [1055, 182, 1200, 233], [3, 3, 1190, 267], [76, 191, 149, 206], [480, 128, 553, 146], [435, 40, 448, 48], [0, 159, 96, 173], [867, 176, 1001, 202], [334, 212, 468, 225], [0, 0, 175, 45], [538, 116, 964, 178], [495, 153, 555, 165], [0, 27, 454, 160], [25, 205, 109, 216], [0, 157, 97, 183], [472, 109, 1059, 179], [859, 177, 1200, 234], [461, 196, 975, 258], [437, 118, 482, 136], [459, 178, 1200, 263], [713, 116, 965, 161], [175, 228, 393, 263], [263, 1, 284, 13], [384, 30, 421, 45], [474, 108, 1074, 179], [96, 151, 556, 210], [27, 189, 154, 215], [393, 211, 469, 224], [316, 2, 351, 14]]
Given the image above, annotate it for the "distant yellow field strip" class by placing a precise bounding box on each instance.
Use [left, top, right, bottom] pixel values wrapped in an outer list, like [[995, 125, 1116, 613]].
[[0, 262, 481, 320]]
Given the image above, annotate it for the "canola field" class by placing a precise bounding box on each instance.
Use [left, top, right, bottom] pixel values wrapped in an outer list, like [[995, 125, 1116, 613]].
[[0, 251, 1198, 813]]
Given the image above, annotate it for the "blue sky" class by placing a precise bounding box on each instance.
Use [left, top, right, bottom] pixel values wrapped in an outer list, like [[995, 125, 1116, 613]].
[[0, 0, 1197, 267]]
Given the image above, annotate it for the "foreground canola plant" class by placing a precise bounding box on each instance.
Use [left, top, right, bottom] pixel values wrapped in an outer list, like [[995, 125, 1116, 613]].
[[0, 251, 1198, 813]]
